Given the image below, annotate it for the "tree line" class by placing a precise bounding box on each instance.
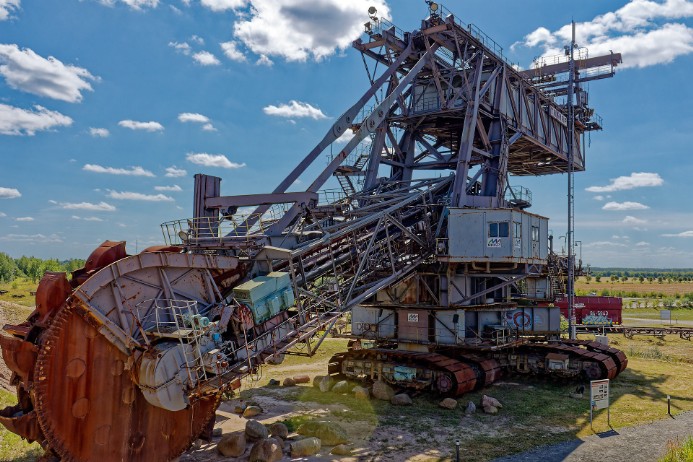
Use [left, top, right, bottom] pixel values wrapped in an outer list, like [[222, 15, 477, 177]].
[[0, 253, 85, 283], [589, 268, 693, 280]]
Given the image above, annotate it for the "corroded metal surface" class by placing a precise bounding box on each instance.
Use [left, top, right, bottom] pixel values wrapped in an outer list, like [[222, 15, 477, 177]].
[[33, 304, 219, 462]]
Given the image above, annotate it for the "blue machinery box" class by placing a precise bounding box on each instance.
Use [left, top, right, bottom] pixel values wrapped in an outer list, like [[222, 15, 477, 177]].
[[232, 272, 295, 324]]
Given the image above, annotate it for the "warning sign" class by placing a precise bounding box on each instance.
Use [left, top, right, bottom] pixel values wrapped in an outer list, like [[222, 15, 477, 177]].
[[590, 379, 609, 410]]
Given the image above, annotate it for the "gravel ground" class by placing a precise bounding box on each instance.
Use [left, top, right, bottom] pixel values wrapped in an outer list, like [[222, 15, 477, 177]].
[[493, 411, 693, 462]]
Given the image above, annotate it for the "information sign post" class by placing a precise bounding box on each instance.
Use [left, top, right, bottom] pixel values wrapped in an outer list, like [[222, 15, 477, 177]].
[[590, 379, 610, 431]]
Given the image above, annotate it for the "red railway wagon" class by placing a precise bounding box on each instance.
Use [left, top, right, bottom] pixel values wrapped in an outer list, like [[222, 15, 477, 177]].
[[554, 296, 623, 325]]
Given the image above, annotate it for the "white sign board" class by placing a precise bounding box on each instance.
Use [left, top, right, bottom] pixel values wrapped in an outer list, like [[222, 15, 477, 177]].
[[590, 379, 610, 410], [407, 313, 419, 323], [487, 238, 502, 248]]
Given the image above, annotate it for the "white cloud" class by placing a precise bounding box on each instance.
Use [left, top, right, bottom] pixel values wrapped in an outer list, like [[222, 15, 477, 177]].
[[0, 233, 63, 243], [169, 41, 192, 55], [108, 190, 174, 202], [154, 185, 182, 191], [220, 41, 246, 61], [256, 54, 273, 66], [118, 119, 164, 131], [583, 241, 628, 248], [635, 241, 650, 246], [0, 187, 21, 199], [0, 0, 20, 21], [100, 0, 160, 10], [190, 35, 204, 45], [178, 112, 210, 124], [623, 215, 647, 225], [602, 201, 650, 211], [0, 44, 97, 102], [71, 215, 104, 222], [662, 230, 693, 237], [15, 216, 33, 221], [519, 0, 693, 69], [0, 212, 6, 217], [83, 164, 155, 177], [60, 201, 117, 212], [0, 103, 73, 136], [178, 112, 216, 130], [165, 166, 187, 177], [263, 100, 327, 119], [334, 130, 354, 144], [586, 172, 663, 192], [233, 0, 390, 62], [201, 0, 245, 11], [186, 152, 246, 169], [89, 127, 110, 137], [593, 195, 605, 201], [192, 51, 221, 66]]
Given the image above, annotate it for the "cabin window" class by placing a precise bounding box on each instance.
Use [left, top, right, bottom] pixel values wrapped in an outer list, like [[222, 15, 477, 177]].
[[489, 222, 509, 238]]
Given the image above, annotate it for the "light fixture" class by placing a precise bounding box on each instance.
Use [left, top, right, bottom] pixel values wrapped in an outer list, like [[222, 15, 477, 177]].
[[430, 2, 439, 11], [368, 6, 377, 15]]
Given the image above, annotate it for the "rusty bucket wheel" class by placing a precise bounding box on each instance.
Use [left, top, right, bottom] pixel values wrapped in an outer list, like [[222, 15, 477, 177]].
[[33, 302, 220, 462]]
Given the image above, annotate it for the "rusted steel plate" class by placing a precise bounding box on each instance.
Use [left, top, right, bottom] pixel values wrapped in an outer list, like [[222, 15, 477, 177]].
[[0, 405, 42, 442], [35, 272, 71, 324], [34, 306, 220, 462], [0, 334, 37, 385]]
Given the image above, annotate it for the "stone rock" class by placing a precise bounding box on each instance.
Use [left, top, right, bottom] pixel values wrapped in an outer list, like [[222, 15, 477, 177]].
[[233, 405, 246, 414], [313, 375, 325, 388], [331, 380, 351, 394], [465, 401, 476, 415], [319, 376, 334, 393], [217, 433, 246, 457], [353, 386, 370, 400], [569, 392, 583, 399], [293, 375, 311, 384], [290, 437, 321, 457], [439, 398, 458, 410], [269, 422, 289, 440], [391, 393, 413, 406], [483, 405, 499, 415], [283, 377, 297, 387], [243, 405, 263, 418], [248, 437, 283, 462], [296, 421, 348, 446], [267, 378, 280, 386], [212, 427, 223, 437], [372, 380, 395, 401], [246, 419, 269, 440], [266, 353, 285, 365], [481, 394, 503, 409], [331, 444, 352, 456]]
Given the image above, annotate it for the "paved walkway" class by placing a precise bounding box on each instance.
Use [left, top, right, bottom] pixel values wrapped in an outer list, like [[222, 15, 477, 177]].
[[492, 412, 693, 462]]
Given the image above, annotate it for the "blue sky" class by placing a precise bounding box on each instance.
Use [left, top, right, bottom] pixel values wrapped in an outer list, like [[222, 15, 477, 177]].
[[0, 0, 692, 267]]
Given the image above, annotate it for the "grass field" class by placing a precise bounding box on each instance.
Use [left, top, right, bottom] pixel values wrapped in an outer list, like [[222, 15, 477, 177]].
[[0, 278, 39, 308], [576, 277, 693, 298], [623, 307, 693, 323]]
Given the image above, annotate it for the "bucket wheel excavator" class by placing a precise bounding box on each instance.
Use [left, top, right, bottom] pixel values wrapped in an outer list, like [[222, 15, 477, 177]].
[[1, 3, 626, 461]]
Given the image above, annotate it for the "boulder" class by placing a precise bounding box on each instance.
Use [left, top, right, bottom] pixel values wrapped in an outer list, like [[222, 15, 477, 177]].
[[372, 380, 395, 401], [283, 377, 297, 387], [439, 398, 458, 410], [269, 422, 289, 440], [353, 386, 370, 400], [465, 401, 476, 415], [483, 405, 499, 415], [217, 433, 246, 458], [319, 376, 334, 393], [296, 421, 349, 446], [569, 392, 583, 399], [391, 393, 413, 406], [233, 405, 246, 414], [245, 419, 269, 440], [266, 353, 285, 365], [290, 437, 321, 457], [481, 394, 503, 409], [212, 427, 223, 437], [267, 378, 280, 386], [293, 375, 311, 384], [331, 380, 351, 394], [313, 375, 325, 388], [331, 444, 352, 456], [248, 437, 283, 462], [243, 405, 263, 418]]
